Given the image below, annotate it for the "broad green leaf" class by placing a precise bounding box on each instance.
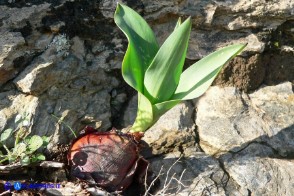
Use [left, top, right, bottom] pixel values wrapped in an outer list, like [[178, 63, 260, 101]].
[[12, 143, 27, 156], [0, 128, 13, 142], [9, 156, 17, 164], [31, 153, 46, 162], [27, 135, 43, 153], [20, 155, 30, 166], [42, 136, 50, 146], [114, 3, 159, 93], [131, 93, 153, 132], [35, 154, 45, 161], [153, 99, 181, 121], [144, 18, 191, 103], [173, 44, 246, 100]]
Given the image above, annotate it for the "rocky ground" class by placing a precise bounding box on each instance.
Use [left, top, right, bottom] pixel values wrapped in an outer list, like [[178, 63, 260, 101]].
[[0, 0, 293, 195]]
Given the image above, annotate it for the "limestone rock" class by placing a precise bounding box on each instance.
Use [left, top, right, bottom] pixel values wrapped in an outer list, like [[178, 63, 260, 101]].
[[0, 3, 51, 30], [71, 36, 85, 61], [249, 83, 294, 156], [0, 32, 25, 85], [0, 3, 52, 86], [142, 101, 196, 157], [44, 182, 90, 196], [149, 150, 231, 196], [220, 143, 294, 196], [121, 95, 137, 129], [14, 55, 79, 95], [195, 82, 294, 157], [0, 111, 7, 132]]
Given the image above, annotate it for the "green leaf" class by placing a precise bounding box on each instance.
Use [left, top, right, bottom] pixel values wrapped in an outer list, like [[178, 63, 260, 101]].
[[0, 128, 13, 142], [144, 17, 192, 103], [153, 99, 181, 121], [27, 135, 43, 153], [131, 93, 154, 132], [20, 155, 30, 166], [173, 43, 246, 100], [42, 136, 50, 147], [12, 143, 27, 156], [31, 153, 46, 162], [9, 156, 17, 164], [114, 3, 159, 93], [35, 153, 45, 161], [174, 17, 182, 30]]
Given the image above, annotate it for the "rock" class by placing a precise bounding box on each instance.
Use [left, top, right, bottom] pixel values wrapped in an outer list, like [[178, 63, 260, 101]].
[[71, 36, 85, 60], [149, 150, 232, 196], [249, 82, 294, 156], [44, 182, 90, 196], [220, 143, 294, 196], [86, 187, 110, 196], [0, 111, 7, 132], [195, 82, 294, 157], [121, 95, 138, 128], [0, 32, 25, 85], [45, 182, 110, 196], [0, 3, 52, 86], [33, 88, 112, 147], [43, 168, 68, 182], [142, 101, 196, 157], [0, 3, 51, 30], [14, 55, 79, 95]]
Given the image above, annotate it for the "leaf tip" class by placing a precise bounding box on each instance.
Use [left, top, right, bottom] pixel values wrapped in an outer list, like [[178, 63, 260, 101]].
[[115, 2, 123, 17]]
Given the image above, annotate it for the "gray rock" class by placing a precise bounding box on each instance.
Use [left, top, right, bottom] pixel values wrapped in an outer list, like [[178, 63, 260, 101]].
[[143, 0, 293, 56], [220, 143, 294, 196], [142, 101, 196, 157], [149, 150, 229, 196], [14, 55, 79, 95], [0, 3, 52, 86], [195, 82, 294, 157], [33, 88, 112, 148], [0, 32, 25, 85], [0, 3, 51, 29], [249, 83, 294, 156], [44, 182, 90, 196], [71, 36, 85, 60], [0, 111, 7, 132], [121, 95, 138, 128]]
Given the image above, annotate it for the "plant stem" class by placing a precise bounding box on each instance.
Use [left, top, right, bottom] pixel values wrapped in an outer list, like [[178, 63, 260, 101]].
[[0, 145, 11, 164], [51, 114, 77, 138], [0, 157, 8, 163], [3, 145, 11, 155], [14, 128, 20, 147]]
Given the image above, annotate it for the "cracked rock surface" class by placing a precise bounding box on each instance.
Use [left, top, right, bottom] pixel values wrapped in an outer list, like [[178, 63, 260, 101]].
[[195, 82, 294, 157], [191, 82, 294, 195], [0, 0, 293, 195]]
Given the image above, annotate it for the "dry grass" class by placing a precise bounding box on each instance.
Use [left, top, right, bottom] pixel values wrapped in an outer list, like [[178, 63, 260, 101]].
[[143, 156, 188, 196]]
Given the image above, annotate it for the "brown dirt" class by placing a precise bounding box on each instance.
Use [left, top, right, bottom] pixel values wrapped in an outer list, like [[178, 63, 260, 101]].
[[214, 54, 266, 92]]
